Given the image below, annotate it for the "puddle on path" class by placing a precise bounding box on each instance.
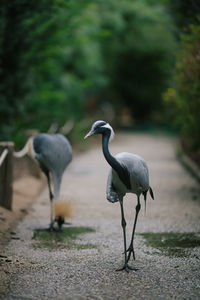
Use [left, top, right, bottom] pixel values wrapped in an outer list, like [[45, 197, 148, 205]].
[[32, 226, 96, 250], [139, 232, 200, 257]]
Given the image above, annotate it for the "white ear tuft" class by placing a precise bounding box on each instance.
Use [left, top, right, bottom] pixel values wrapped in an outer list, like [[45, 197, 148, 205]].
[[102, 123, 115, 141]]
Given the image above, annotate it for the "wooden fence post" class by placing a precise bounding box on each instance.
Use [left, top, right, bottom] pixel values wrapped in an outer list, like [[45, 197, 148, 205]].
[[0, 142, 14, 210]]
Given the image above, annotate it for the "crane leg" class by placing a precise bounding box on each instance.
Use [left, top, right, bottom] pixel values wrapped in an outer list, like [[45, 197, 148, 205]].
[[116, 199, 135, 272], [45, 172, 55, 231], [126, 196, 141, 263]]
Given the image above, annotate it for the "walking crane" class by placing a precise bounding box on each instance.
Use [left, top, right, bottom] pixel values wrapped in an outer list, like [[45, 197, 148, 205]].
[[85, 120, 154, 272], [15, 133, 72, 231]]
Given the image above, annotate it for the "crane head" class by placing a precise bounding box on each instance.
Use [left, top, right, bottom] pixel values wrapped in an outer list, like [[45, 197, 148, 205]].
[[84, 120, 115, 140]]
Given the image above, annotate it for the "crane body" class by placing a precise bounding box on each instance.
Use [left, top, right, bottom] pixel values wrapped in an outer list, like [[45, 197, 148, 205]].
[[15, 133, 72, 230], [85, 120, 154, 272], [33, 133, 72, 198], [107, 152, 149, 201], [32, 133, 72, 230]]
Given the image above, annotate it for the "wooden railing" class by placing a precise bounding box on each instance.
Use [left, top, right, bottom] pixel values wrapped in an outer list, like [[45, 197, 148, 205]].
[[0, 142, 14, 210]]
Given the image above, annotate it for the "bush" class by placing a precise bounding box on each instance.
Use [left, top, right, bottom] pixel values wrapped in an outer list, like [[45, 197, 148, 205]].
[[163, 20, 200, 150]]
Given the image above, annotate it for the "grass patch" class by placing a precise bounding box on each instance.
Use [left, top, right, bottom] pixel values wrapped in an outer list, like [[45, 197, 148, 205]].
[[32, 226, 97, 250], [139, 232, 200, 257]]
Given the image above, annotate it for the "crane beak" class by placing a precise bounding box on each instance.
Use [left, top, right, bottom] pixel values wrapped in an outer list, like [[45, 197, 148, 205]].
[[84, 130, 94, 139]]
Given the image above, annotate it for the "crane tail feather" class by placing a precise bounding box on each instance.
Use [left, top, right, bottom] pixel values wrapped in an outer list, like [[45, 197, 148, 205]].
[[143, 191, 147, 213], [149, 186, 154, 200], [53, 199, 74, 219], [13, 137, 33, 158]]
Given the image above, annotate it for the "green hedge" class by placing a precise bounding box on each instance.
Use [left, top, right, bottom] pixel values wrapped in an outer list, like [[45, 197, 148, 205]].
[[163, 21, 200, 151]]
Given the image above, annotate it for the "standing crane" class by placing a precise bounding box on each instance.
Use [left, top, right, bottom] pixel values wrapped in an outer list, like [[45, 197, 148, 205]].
[[84, 120, 154, 272], [15, 133, 72, 231]]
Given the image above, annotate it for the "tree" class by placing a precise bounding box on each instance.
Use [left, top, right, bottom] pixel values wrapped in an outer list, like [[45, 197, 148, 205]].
[[99, 0, 177, 124], [163, 21, 200, 150]]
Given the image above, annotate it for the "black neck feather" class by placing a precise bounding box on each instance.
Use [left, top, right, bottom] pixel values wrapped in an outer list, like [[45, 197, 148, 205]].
[[102, 133, 131, 189]]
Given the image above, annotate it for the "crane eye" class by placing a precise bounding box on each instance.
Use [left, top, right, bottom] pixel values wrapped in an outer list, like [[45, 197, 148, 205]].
[[97, 125, 101, 128]]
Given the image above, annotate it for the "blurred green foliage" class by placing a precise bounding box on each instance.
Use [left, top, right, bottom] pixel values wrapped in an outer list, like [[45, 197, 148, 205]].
[[163, 21, 200, 150], [1, 0, 198, 150], [167, 0, 200, 30], [99, 0, 176, 123], [162, 0, 200, 151], [0, 0, 107, 146]]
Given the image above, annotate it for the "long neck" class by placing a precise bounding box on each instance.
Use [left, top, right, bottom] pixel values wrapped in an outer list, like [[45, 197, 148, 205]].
[[102, 133, 131, 190], [102, 133, 122, 173]]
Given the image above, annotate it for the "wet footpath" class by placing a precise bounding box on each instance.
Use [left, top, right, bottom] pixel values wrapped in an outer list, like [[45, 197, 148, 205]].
[[0, 132, 200, 300]]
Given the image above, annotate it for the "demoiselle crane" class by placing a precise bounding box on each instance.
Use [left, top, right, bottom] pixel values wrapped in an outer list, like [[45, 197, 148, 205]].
[[84, 120, 154, 272], [15, 133, 72, 230]]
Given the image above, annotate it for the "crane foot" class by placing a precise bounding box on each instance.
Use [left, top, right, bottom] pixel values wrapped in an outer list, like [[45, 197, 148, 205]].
[[116, 264, 138, 273]]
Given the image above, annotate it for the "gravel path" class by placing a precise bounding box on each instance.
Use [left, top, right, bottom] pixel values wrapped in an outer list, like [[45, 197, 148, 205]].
[[1, 132, 200, 300]]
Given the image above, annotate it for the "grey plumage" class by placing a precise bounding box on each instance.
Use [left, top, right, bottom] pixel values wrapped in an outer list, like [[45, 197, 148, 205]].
[[107, 152, 149, 202], [85, 120, 154, 272], [32, 133, 72, 230]]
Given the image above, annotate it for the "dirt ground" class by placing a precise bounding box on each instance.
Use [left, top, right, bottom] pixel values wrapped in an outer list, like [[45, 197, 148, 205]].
[[0, 157, 45, 293], [0, 132, 200, 299]]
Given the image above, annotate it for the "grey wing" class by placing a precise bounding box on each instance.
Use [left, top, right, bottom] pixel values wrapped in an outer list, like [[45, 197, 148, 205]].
[[106, 169, 120, 203], [130, 158, 149, 191], [33, 133, 72, 177], [116, 153, 149, 192]]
